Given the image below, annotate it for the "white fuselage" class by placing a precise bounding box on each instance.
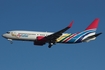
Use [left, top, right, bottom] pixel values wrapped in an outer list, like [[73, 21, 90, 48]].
[[2, 30, 68, 41], [2, 30, 98, 44], [2, 18, 101, 48]]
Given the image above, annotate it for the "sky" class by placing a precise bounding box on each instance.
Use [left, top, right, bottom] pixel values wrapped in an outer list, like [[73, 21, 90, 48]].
[[0, 0, 105, 70]]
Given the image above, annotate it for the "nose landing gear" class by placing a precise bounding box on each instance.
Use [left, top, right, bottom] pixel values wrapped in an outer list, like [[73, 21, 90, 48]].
[[7, 39, 13, 44]]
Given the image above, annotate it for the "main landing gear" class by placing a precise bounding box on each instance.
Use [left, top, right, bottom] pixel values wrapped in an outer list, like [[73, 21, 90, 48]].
[[48, 43, 53, 48], [48, 42, 56, 48]]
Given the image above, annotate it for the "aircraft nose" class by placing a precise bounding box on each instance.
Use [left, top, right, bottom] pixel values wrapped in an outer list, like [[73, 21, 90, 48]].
[[2, 34, 6, 38], [2, 34, 4, 37]]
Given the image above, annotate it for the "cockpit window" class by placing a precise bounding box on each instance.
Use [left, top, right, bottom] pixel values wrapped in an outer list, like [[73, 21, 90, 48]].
[[6, 32, 10, 34]]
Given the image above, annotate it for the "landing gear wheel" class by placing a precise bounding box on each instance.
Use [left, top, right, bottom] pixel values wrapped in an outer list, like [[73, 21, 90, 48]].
[[48, 43, 53, 48], [48, 45, 52, 48]]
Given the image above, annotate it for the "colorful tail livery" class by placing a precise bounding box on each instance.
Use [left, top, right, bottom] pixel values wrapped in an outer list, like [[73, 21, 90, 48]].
[[2, 18, 102, 48], [56, 18, 102, 43], [85, 18, 99, 30]]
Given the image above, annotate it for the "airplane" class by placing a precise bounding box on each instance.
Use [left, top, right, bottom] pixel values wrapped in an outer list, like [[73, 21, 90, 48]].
[[2, 18, 102, 48]]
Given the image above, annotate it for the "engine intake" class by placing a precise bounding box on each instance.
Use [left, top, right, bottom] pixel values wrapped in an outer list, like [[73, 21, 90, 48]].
[[34, 36, 46, 46]]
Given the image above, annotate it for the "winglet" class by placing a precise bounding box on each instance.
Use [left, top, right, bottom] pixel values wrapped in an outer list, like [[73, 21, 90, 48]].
[[68, 21, 74, 28]]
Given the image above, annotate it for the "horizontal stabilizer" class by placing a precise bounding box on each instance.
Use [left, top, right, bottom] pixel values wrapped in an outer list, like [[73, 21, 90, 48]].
[[87, 32, 102, 39], [92, 32, 102, 37], [83, 32, 102, 42]]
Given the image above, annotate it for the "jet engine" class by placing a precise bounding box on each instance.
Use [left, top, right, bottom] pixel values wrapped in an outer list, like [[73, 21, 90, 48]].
[[34, 36, 46, 46]]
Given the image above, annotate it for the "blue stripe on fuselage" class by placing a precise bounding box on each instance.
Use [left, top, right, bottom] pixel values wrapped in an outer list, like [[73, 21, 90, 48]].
[[67, 29, 96, 43], [75, 32, 94, 43]]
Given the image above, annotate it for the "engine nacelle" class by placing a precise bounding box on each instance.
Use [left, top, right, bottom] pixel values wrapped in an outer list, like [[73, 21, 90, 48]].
[[34, 36, 46, 46]]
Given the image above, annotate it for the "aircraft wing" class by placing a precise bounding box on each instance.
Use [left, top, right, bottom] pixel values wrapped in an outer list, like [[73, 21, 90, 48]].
[[45, 21, 74, 43]]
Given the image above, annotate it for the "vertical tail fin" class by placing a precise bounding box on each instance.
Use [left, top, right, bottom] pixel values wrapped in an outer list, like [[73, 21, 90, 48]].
[[85, 18, 100, 30]]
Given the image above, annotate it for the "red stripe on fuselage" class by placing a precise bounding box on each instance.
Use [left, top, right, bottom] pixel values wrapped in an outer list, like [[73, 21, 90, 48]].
[[63, 34, 77, 43]]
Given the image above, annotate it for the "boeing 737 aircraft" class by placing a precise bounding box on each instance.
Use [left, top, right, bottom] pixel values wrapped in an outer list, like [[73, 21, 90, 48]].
[[2, 18, 102, 48]]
